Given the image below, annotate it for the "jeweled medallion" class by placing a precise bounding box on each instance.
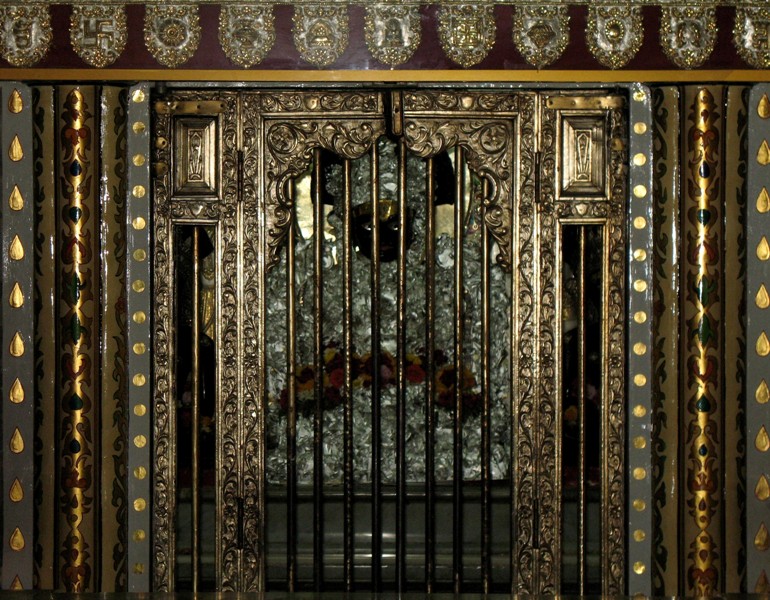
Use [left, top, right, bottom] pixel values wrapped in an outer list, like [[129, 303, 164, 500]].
[[586, 5, 643, 69], [734, 8, 770, 69], [437, 4, 495, 68], [660, 7, 716, 69], [70, 4, 127, 68], [512, 6, 569, 69], [293, 5, 349, 68], [0, 6, 52, 68], [219, 5, 275, 68], [144, 5, 201, 68], [364, 4, 421, 67]]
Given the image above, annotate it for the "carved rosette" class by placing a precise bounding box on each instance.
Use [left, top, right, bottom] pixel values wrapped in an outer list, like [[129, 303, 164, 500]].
[[292, 5, 349, 68], [512, 6, 569, 69], [219, 5, 275, 68], [144, 5, 201, 68], [586, 5, 643, 69], [364, 4, 421, 67], [660, 6, 716, 69], [437, 4, 496, 68], [734, 7, 770, 69], [0, 5, 52, 67], [70, 4, 127, 68]]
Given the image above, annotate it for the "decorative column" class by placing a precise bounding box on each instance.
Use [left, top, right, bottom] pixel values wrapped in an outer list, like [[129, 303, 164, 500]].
[[747, 84, 770, 593], [57, 86, 99, 592], [680, 86, 723, 596], [1, 84, 34, 590], [651, 85, 681, 596]]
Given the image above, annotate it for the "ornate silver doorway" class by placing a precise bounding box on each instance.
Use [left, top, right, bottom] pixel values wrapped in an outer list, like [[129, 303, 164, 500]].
[[150, 88, 627, 594]]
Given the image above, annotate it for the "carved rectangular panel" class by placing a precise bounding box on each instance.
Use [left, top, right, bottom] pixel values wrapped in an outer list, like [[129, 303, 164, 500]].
[[559, 114, 607, 199], [173, 116, 219, 198]]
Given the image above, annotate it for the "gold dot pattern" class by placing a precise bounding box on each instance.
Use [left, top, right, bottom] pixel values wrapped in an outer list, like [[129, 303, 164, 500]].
[[633, 467, 646, 480], [633, 185, 647, 198], [633, 499, 646, 511]]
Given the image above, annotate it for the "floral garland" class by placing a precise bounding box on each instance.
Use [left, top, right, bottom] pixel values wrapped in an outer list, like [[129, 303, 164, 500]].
[[277, 342, 482, 418]]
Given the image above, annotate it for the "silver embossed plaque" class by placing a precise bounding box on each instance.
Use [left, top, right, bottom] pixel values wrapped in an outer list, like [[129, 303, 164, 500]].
[[71, 4, 127, 68], [437, 4, 495, 68], [513, 6, 569, 69], [0, 5, 52, 68], [586, 5, 643, 69], [734, 7, 770, 69], [144, 5, 201, 68], [219, 5, 275, 68], [293, 5, 349, 68], [660, 7, 716, 69], [365, 4, 421, 67]]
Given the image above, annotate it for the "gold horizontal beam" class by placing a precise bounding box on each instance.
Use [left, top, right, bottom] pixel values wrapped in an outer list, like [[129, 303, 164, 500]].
[[0, 69, 768, 84]]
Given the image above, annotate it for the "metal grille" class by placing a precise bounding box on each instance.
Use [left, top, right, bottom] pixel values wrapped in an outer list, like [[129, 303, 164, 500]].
[[151, 88, 630, 594]]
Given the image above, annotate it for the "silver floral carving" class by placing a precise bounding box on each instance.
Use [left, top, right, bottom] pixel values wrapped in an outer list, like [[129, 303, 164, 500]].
[[660, 6, 716, 69], [437, 4, 496, 68], [144, 5, 201, 68], [70, 4, 127, 68], [292, 5, 349, 68], [586, 5, 643, 69], [0, 5, 52, 68], [364, 4, 421, 67], [512, 6, 569, 69], [734, 7, 770, 69], [219, 5, 275, 68]]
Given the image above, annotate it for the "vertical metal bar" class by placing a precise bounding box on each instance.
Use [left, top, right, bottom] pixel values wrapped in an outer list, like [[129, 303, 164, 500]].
[[396, 138, 408, 591], [578, 227, 586, 595], [370, 143, 383, 592], [481, 178, 492, 594], [453, 145, 465, 593], [424, 156, 437, 594], [192, 227, 201, 592], [312, 148, 325, 591], [286, 181, 298, 591], [343, 158, 355, 591]]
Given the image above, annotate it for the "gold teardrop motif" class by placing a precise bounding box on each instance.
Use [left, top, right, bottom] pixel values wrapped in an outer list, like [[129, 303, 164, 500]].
[[9, 282, 23, 308], [9, 235, 24, 260], [9, 332, 24, 357], [8, 135, 23, 162], [758, 380, 770, 405], [10, 575, 23, 590], [757, 285, 770, 309], [759, 188, 770, 214], [9, 478, 23, 502], [760, 94, 770, 119], [757, 426, 770, 452], [9, 378, 24, 404], [9, 527, 24, 551], [756, 523, 770, 550], [8, 89, 22, 114], [9, 428, 24, 453], [760, 237, 770, 261], [757, 332, 770, 357], [757, 570, 770, 593], [8, 185, 23, 211], [757, 475, 770, 501]]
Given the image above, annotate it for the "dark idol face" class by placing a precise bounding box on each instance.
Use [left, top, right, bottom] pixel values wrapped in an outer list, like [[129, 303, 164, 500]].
[[352, 199, 412, 262]]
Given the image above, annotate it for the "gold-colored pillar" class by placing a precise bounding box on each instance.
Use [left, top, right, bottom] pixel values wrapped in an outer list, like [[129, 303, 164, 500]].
[[680, 86, 723, 596], [57, 86, 99, 592]]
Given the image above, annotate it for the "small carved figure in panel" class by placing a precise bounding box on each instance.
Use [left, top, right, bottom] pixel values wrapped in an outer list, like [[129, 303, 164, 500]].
[[586, 5, 643, 69], [293, 6, 349, 68], [144, 5, 201, 68]]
